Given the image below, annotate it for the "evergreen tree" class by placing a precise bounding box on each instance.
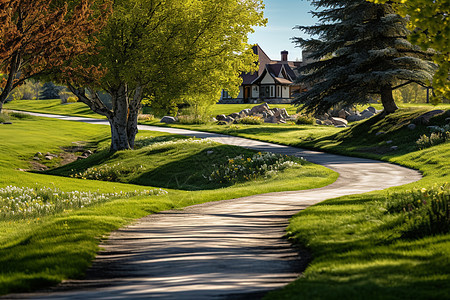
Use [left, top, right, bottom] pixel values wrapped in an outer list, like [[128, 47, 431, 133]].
[[39, 82, 62, 100], [293, 0, 436, 115]]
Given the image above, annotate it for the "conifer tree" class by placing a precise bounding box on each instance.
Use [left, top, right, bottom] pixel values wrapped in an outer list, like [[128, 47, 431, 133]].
[[293, 0, 436, 115]]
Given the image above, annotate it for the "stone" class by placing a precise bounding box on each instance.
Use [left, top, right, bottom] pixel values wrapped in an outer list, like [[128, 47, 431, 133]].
[[250, 103, 270, 115], [347, 114, 364, 122], [35, 152, 43, 157], [45, 155, 54, 160], [391, 146, 398, 151], [160, 116, 177, 124], [216, 114, 226, 121], [33, 157, 40, 161], [217, 121, 228, 125], [335, 124, 347, 128], [224, 116, 235, 124], [367, 106, 376, 113], [207, 150, 214, 155], [386, 140, 393, 144], [264, 116, 278, 124], [412, 110, 444, 125], [338, 109, 350, 119], [330, 117, 348, 126], [280, 108, 289, 119], [211, 117, 217, 123], [228, 112, 240, 119], [322, 120, 334, 126], [318, 113, 329, 120], [360, 110, 375, 119], [239, 109, 251, 117], [407, 124, 416, 130], [316, 119, 323, 125], [375, 131, 385, 136]]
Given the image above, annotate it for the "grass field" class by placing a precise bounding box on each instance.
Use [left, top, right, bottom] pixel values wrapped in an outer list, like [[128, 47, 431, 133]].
[[0, 112, 335, 295], [3, 100, 450, 299]]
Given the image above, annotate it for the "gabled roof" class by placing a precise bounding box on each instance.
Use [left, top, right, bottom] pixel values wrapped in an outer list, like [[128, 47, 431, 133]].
[[251, 65, 294, 85]]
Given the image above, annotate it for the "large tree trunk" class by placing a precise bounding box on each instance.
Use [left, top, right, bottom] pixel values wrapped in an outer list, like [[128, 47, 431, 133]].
[[126, 86, 143, 149], [380, 85, 398, 114], [109, 84, 131, 152], [0, 52, 21, 113]]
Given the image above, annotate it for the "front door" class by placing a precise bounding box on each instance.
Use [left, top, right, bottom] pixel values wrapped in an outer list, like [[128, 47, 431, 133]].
[[244, 86, 250, 103]]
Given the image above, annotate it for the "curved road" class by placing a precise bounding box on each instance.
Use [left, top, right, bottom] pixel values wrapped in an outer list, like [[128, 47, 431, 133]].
[[7, 113, 421, 299]]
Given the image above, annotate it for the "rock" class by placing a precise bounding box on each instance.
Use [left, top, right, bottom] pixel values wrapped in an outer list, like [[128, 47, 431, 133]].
[[407, 124, 416, 130], [160, 116, 177, 124], [217, 121, 228, 125], [207, 150, 214, 155], [318, 113, 330, 121], [35, 152, 43, 157], [335, 124, 347, 128], [322, 120, 334, 126], [33, 157, 40, 161], [77, 156, 85, 160], [360, 110, 375, 119], [386, 140, 393, 144], [316, 119, 323, 125], [391, 146, 398, 151], [44, 155, 54, 160], [338, 109, 350, 119], [228, 112, 240, 119], [330, 117, 348, 126], [264, 116, 279, 124], [375, 131, 385, 136], [367, 106, 376, 113], [216, 114, 226, 121], [412, 110, 445, 125], [239, 109, 251, 117], [211, 117, 217, 123], [347, 114, 364, 122], [250, 103, 270, 115], [224, 116, 235, 124]]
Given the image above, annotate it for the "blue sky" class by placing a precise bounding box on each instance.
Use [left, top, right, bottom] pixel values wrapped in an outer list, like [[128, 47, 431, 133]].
[[248, 0, 317, 62]]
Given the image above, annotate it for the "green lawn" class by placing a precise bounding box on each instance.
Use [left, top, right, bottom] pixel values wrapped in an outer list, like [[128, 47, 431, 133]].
[[0, 112, 335, 295], [3, 101, 450, 299]]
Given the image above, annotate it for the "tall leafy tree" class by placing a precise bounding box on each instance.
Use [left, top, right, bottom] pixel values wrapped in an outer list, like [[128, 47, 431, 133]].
[[65, 0, 265, 151], [368, 0, 449, 102], [293, 0, 436, 115], [0, 0, 111, 112]]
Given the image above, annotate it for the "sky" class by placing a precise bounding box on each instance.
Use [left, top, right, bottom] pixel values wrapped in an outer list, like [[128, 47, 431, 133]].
[[248, 0, 317, 62]]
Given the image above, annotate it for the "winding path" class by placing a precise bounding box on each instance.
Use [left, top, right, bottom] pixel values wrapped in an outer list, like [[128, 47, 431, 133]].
[[9, 113, 421, 299]]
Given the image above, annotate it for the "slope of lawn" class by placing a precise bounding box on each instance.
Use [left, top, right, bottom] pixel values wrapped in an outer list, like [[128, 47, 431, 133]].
[[0, 112, 336, 295], [4, 101, 450, 298]]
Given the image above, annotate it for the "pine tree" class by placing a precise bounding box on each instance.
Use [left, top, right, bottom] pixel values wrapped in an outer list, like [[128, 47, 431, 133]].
[[39, 82, 62, 100], [293, 0, 436, 115]]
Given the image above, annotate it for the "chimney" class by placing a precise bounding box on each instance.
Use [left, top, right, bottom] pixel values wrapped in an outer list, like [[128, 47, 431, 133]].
[[281, 50, 288, 62]]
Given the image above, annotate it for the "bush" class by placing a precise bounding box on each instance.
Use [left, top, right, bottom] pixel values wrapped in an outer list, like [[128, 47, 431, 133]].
[[138, 114, 154, 121], [9, 112, 34, 120], [385, 184, 450, 238], [67, 96, 78, 103], [416, 125, 450, 149], [0, 112, 9, 123], [296, 114, 315, 125], [207, 152, 303, 184], [177, 114, 210, 124], [238, 115, 264, 125]]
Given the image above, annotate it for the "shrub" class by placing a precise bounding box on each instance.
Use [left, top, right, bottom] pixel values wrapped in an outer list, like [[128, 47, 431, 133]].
[[238, 115, 264, 125], [384, 184, 450, 238], [296, 114, 315, 125], [416, 125, 450, 149], [207, 152, 303, 184], [177, 114, 210, 124], [0, 112, 9, 123], [9, 112, 34, 120], [67, 96, 78, 103], [138, 114, 154, 121], [0, 185, 167, 220]]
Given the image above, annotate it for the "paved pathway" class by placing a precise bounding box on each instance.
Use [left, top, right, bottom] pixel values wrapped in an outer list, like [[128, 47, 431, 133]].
[[6, 113, 422, 299]]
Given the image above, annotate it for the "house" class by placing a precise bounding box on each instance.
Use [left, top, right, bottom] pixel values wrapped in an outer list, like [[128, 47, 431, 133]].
[[220, 44, 313, 104]]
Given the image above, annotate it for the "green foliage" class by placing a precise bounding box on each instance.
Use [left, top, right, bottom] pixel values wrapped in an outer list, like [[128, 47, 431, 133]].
[[39, 82, 62, 100], [0, 113, 8, 123], [295, 114, 315, 125], [207, 152, 302, 184], [238, 115, 264, 125], [368, 0, 449, 101], [66, 96, 78, 103], [293, 0, 436, 115], [385, 184, 449, 238], [0, 186, 166, 220], [416, 124, 450, 149]]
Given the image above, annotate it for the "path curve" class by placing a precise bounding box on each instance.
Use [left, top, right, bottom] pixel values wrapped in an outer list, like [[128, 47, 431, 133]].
[[8, 113, 421, 299]]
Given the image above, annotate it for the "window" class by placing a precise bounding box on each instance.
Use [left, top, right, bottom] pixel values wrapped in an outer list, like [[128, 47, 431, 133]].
[[270, 86, 274, 97]]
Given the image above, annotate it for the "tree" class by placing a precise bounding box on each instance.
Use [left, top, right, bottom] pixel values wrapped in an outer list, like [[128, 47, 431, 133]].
[[39, 82, 62, 100], [293, 0, 436, 115], [367, 0, 449, 102], [0, 0, 112, 112], [65, 0, 265, 151]]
